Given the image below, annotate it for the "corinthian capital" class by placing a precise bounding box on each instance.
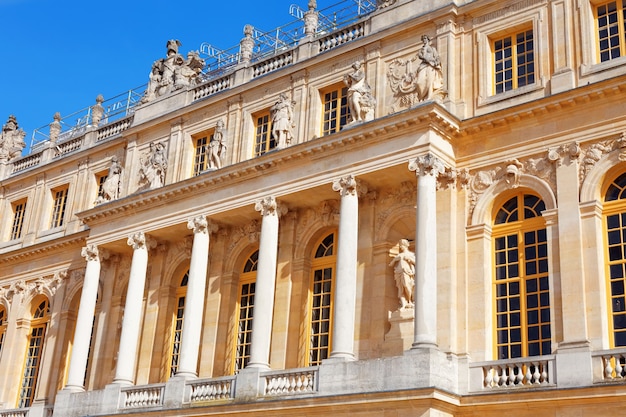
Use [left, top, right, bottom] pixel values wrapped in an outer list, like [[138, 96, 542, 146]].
[[255, 196, 279, 217], [188, 215, 208, 234], [332, 174, 358, 196], [81, 244, 100, 262], [127, 232, 156, 250], [408, 153, 445, 177]]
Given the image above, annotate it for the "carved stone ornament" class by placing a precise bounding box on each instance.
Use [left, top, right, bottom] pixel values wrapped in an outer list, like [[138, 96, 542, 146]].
[[0, 272, 67, 302], [387, 34, 446, 112], [95, 156, 123, 205], [304, 0, 319, 36], [271, 93, 296, 149], [389, 239, 415, 310], [0, 115, 26, 161], [343, 61, 376, 125], [127, 232, 156, 251], [81, 244, 100, 262], [91, 94, 105, 126], [239, 25, 255, 64], [227, 220, 261, 252], [579, 138, 619, 184], [332, 174, 358, 196], [49, 112, 62, 143], [140, 39, 206, 104], [138, 141, 167, 190], [207, 119, 227, 170], [408, 153, 446, 177], [188, 215, 208, 234], [377, 0, 397, 8]]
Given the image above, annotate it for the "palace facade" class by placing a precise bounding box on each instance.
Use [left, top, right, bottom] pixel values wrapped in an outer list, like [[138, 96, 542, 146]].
[[1, 0, 626, 416]]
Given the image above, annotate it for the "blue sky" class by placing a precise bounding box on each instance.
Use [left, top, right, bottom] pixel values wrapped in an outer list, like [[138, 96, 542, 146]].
[[0, 0, 340, 149]]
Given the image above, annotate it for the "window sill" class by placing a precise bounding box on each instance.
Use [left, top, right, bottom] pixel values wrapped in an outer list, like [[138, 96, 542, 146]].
[[478, 80, 545, 107], [580, 56, 626, 77]]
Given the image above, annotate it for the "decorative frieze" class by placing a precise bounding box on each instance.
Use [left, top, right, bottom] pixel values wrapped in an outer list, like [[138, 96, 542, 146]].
[[0, 272, 67, 304], [579, 133, 626, 184]]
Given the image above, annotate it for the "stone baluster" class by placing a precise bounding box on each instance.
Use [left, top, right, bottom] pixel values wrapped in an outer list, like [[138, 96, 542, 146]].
[[329, 175, 359, 360], [408, 153, 444, 349], [113, 232, 154, 385], [247, 196, 282, 369], [64, 244, 102, 391], [175, 216, 213, 379]]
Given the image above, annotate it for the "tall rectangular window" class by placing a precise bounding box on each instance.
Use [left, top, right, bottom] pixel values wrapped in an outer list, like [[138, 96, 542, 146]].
[[50, 186, 69, 228], [254, 111, 274, 157], [11, 199, 27, 240], [193, 134, 210, 175], [321, 86, 349, 136], [233, 251, 257, 373], [596, 1, 626, 62], [18, 300, 49, 409], [493, 30, 535, 94]]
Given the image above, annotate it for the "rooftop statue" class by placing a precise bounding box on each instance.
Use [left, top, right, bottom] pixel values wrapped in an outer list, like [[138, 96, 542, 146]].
[[343, 61, 376, 125], [0, 115, 26, 161], [141, 40, 206, 104], [271, 93, 295, 149], [388, 34, 446, 111]]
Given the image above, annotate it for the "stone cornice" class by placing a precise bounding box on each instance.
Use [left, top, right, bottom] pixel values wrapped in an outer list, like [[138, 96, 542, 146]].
[[0, 232, 88, 263]]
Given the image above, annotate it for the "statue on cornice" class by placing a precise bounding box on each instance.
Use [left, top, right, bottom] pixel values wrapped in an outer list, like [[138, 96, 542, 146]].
[[138, 142, 167, 189], [344, 61, 376, 125], [271, 93, 295, 149], [140, 40, 206, 104], [389, 239, 415, 310], [96, 156, 123, 205], [377, 0, 397, 8], [0, 115, 26, 161], [388, 34, 446, 111], [208, 119, 227, 170]]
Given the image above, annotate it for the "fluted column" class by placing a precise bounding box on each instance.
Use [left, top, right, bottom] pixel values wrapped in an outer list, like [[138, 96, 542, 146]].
[[64, 244, 102, 391], [330, 175, 359, 360], [246, 196, 281, 369], [113, 232, 153, 385], [409, 153, 444, 349], [175, 216, 212, 379]]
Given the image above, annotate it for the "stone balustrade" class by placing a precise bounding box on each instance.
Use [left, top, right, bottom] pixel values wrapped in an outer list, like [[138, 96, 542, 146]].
[[0, 410, 28, 417], [12, 152, 42, 174], [54, 136, 83, 158], [471, 355, 555, 390], [188, 376, 235, 402], [119, 384, 165, 409], [96, 115, 133, 142], [192, 75, 232, 101], [262, 367, 318, 396], [252, 51, 294, 78], [593, 348, 626, 382], [318, 22, 366, 53]]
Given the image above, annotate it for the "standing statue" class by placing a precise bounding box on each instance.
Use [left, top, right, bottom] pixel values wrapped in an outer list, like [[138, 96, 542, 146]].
[[387, 34, 446, 111], [0, 115, 26, 161], [343, 61, 376, 124], [389, 239, 416, 310], [138, 142, 168, 189], [271, 93, 295, 149], [140, 40, 206, 104], [96, 156, 123, 205], [207, 119, 227, 170]]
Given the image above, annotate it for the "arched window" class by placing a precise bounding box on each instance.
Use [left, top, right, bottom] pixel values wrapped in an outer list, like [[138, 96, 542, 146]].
[[232, 250, 258, 373], [18, 298, 50, 408], [604, 172, 626, 346], [0, 307, 6, 357], [493, 193, 551, 359], [308, 232, 336, 366], [168, 272, 188, 377]]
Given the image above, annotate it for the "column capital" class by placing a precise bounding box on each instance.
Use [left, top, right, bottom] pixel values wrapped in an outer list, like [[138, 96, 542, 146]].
[[408, 153, 445, 178], [255, 196, 288, 217], [332, 174, 358, 196], [81, 244, 100, 262], [127, 232, 156, 251], [187, 215, 216, 235]]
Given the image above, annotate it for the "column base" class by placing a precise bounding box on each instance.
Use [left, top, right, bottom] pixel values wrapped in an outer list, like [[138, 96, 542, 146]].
[[62, 384, 85, 393], [327, 351, 357, 362], [244, 362, 271, 370], [171, 370, 198, 381]]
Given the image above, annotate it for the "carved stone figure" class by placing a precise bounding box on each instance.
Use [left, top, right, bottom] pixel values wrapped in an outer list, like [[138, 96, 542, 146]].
[[208, 119, 227, 170], [343, 61, 376, 124], [377, 0, 397, 8], [271, 93, 295, 149], [96, 156, 123, 204], [389, 239, 415, 309], [0, 115, 26, 161], [138, 142, 168, 189], [388, 34, 446, 111], [140, 40, 206, 104]]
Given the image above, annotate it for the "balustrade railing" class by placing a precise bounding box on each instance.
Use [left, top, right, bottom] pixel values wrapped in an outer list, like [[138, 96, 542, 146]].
[[473, 356, 555, 389], [593, 348, 626, 382], [54, 136, 83, 158], [12, 152, 42, 174], [262, 367, 318, 396], [188, 376, 235, 402], [318, 22, 366, 53], [96, 115, 133, 142], [192, 75, 232, 102], [120, 384, 164, 409], [0, 410, 27, 417], [252, 51, 294, 78]]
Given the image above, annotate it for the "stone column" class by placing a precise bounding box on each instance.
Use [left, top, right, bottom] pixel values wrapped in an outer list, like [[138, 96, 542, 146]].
[[246, 196, 281, 369], [409, 153, 444, 349], [175, 216, 212, 379], [329, 175, 359, 360], [64, 245, 102, 391], [113, 232, 153, 385]]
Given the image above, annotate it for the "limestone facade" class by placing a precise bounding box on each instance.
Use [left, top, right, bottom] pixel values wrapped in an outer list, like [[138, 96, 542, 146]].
[[1, 0, 626, 416]]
